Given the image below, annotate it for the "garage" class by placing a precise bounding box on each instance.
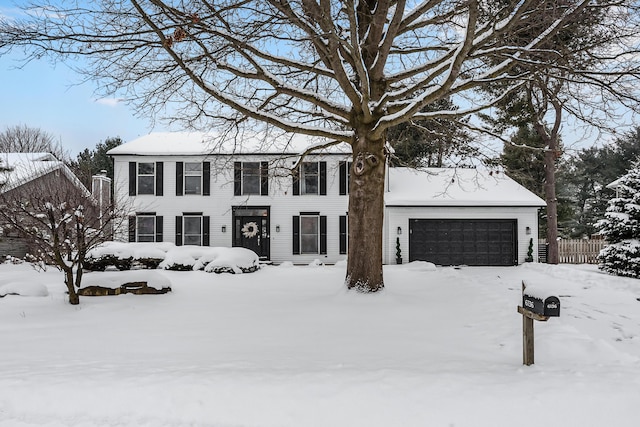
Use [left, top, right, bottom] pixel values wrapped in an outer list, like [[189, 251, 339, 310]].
[[408, 219, 517, 266]]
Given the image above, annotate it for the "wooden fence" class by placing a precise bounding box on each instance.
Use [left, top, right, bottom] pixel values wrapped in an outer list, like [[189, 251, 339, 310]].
[[538, 239, 607, 264]]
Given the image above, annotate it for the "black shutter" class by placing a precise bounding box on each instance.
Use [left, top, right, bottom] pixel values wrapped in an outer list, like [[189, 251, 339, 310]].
[[234, 162, 242, 196], [292, 167, 300, 196], [339, 215, 347, 254], [175, 216, 183, 246], [203, 162, 210, 196], [128, 162, 136, 196], [128, 216, 136, 242], [320, 215, 327, 254], [260, 161, 269, 195], [155, 162, 164, 196], [339, 161, 347, 195], [176, 161, 184, 196], [319, 161, 327, 195], [156, 216, 163, 242], [292, 216, 300, 254], [203, 216, 210, 246]]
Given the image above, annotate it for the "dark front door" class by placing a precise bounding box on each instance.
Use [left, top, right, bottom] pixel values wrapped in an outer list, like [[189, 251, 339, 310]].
[[233, 207, 270, 260], [409, 219, 517, 266]]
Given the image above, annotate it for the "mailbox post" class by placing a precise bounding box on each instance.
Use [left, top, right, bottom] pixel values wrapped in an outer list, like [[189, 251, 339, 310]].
[[517, 280, 560, 366]]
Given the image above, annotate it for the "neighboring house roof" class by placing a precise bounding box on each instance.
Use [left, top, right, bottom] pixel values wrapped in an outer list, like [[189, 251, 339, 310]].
[[0, 152, 90, 196], [385, 167, 546, 207], [108, 132, 352, 156]]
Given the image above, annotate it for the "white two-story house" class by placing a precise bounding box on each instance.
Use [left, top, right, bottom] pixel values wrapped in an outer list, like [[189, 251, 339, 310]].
[[109, 132, 545, 266]]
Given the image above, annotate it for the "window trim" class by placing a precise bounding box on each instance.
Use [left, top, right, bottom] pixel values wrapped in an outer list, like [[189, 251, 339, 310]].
[[183, 214, 203, 246], [184, 162, 203, 195], [136, 215, 156, 242], [137, 162, 155, 195]]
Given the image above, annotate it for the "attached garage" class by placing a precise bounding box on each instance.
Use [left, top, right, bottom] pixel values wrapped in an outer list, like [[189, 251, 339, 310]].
[[408, 219, 517, 266], [384, 168, 546, 266]]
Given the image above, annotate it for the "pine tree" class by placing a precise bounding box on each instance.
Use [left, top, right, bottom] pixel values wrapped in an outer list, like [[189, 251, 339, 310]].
[[596, 165, 640, 278]]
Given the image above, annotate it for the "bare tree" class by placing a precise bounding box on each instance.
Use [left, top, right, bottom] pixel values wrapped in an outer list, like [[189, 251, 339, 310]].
[[0, 160, 124, 304], [2, 1, 639, 290], [0, 125, 68, 160], [480, 2, 640, 264]]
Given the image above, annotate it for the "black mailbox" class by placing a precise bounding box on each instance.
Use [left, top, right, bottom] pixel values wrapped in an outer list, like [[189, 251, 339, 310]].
[[522, 294, 560, 317]]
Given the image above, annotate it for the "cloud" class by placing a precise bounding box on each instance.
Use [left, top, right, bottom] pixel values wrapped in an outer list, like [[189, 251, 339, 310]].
[[94, 98, 124, 107]]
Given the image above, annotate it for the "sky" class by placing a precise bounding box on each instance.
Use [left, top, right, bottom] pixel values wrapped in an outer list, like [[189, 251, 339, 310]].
[[0, 1, 637, 159], [0, 49, 154, 157]]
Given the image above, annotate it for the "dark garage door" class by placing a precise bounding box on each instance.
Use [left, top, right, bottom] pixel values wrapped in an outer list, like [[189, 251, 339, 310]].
[[409, 219, 517, 266]]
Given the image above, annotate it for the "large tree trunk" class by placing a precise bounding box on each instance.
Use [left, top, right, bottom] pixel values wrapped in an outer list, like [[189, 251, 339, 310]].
[[346, 132, 386, 292]]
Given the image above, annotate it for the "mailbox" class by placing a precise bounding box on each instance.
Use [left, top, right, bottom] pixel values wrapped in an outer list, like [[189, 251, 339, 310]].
[[522, 294, 560, 317]]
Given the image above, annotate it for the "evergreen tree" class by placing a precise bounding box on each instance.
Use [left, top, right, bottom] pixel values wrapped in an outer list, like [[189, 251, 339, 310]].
[[387, 99, 473, 168], [68, 137, 122, 189], [561, 127, 640, 237], [596, 165, 640, 278]]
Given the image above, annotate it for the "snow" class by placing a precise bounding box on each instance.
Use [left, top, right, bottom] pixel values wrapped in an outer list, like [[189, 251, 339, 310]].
[[107, 131, 352, 156], [1, 262, 639, 426], [386, 167, 546, 206], [86, 242, 259, 273]]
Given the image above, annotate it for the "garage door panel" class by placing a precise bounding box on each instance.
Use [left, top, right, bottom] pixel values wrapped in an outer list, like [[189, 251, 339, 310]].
[[409, 219, 517, 266]]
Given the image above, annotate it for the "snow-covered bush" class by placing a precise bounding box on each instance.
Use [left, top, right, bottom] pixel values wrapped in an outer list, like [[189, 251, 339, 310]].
[[84, 242, 174, 271], [85, 242, 260, 274], [596, 166, 640, 278]]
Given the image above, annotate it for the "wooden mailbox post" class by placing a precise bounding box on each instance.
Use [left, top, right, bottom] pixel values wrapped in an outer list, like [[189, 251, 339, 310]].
[[518, 280, 560, 366]]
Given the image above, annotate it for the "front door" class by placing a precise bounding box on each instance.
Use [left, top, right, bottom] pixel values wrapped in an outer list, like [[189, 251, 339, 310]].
[[233, 207, 270, 260]]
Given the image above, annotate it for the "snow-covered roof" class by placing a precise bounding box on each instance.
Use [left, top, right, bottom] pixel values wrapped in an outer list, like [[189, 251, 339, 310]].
[[0, 152, 89, 195], [386, 167, 546, 207], [108, 132, 352, 156]]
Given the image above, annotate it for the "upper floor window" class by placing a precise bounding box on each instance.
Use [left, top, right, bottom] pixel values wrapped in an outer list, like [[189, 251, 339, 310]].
[[184, 162, 202, 195], [176, 162, 210, 196], [137, 163, 155, 195], [129, 162, 163, 196], [301, 162, 318, 194], [292, 161, 326, 196], [234, 162, 269, 196]]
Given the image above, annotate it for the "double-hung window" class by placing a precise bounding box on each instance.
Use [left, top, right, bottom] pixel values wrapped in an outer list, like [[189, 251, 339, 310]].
[[301, 163, 319, 194], [293, 161, 326, 195], [292, 214, 327, 255], [176, 214, 210, 246], [184, 162, 202, 195], [137, 163, 155, 195], [184, 215, 202, 246], [129, 162, 163, 196], [128, 213, 163, 242], [176, 162, 210, 196], [136, 215, 156, 242], [242, 162, 260, 194], [234, 162, 269, 196]]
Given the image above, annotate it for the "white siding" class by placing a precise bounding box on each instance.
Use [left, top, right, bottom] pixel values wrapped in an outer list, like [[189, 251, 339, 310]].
[[384, 206, 541, 265], [113, 153, 350, 264]]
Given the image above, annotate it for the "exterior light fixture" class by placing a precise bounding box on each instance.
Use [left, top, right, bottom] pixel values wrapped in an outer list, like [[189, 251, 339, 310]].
[[221, 225, 226, 233], [276, 225, 280, 232], [526, 226, 531, 235], [397, 226, 402, 235]]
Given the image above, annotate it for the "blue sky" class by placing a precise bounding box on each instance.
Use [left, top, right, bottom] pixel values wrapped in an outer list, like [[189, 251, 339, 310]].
[[0, 48, 155, 157], [1, 2, 636, 159]]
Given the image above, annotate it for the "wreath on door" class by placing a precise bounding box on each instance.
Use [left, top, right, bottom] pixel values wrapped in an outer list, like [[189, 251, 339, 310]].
[[241, 221, 259, 238]]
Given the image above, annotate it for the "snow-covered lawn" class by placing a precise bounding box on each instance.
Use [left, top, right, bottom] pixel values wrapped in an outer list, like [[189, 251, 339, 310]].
[[1, 261, 639, 427]]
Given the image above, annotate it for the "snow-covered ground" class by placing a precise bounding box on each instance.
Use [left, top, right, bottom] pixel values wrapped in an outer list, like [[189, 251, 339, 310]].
[[1, 261, 639, 427]]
